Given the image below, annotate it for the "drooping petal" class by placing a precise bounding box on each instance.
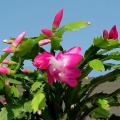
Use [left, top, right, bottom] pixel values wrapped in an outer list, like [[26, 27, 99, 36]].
[[12, 32, 26, 47], [103, 29, 109, 39], [109, 25, 118, 39], [39, 39, 51, 46], [41, 28, 53, 37], [65, 46, 81, 54], [61, 68, 80, 87], [33, 52, 53, 69], [46, 69, 55, 85], [52, 9, 64, 28]]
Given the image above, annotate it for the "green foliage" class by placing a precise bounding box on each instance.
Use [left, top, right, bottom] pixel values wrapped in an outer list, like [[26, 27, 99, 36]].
[[63, 21, 90, 31], [51, 37, 61, 50], [105, 51, 120, 60], [31, 90, 46, 112], [97, 98, 110, 110], [55, 21, 90, 37], [31, 81, 42, 92], [0, 108, 8, 120], [14, 38, 34, 58], [89, 59, 105, 71], [94, 37, 119, 49], [0, 11, 120, 120], [90, 108, 110, 119], [11, 85, 20, 98]]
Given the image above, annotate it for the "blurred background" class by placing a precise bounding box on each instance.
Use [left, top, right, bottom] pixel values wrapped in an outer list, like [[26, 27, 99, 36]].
[[0, 0, 120, 76]]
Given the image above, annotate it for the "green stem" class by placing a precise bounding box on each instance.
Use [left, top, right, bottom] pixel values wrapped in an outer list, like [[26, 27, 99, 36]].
[[0, 53, 9, 63]]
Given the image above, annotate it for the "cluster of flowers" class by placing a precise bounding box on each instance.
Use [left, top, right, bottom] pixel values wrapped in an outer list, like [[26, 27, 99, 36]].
[[0, 9, 119, 89], [0, 9, 82, 88]]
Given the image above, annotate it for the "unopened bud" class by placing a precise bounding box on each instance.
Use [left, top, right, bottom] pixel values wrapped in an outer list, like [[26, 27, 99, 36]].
[[41, 28, 53, 37], [0, 66, 10, 75], [3, 46, 15, 53], [12, 32, 26, 47], [52, 9, 64, 28], [21, 68, 33, 74], [3, 39, 14, 44], [39, 39, 51, 46]]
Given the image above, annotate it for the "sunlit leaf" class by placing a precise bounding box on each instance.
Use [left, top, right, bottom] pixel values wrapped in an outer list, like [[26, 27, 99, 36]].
[[89, 59, 105, 71]]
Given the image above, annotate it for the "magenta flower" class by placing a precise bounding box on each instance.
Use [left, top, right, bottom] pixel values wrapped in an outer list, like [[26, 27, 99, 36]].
[[0, 66, 10, 75], [103, 25, 118, 40], [41, 28, 53, 37], [12, 32, 26, 47], [52, 9, 64, 28], [39, 39, 51, 46], [33, 46, 82, 87]]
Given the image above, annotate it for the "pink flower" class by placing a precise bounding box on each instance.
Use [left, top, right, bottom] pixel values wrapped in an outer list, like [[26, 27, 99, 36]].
[[103, 25, 118, 40], [3, 39, 14, 44], [2, 59, 9, 64], [34, 46, 82, 87], [39, 39, 51, 46], [33, 52, 53, 69], [3, 46, 15, 53], [41, 28, 53, 37], [0, 66, 10, 75], [0, 96, 7, 105], [12, 32, 26, 47], [52, 9, 64, 28]]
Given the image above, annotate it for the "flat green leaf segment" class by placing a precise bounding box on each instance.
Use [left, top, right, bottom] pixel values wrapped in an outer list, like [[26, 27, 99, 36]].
[[94, 37, 120, 49], [97, 98, 110, 110], [89, 59, 105, 71], [0, 108, 7, 120], [55, 21, 90, 37], [31, 90, 46, 112], [105, 51, 120, 60], [63, 21, 90, 31], [91, 108, 109, 119]]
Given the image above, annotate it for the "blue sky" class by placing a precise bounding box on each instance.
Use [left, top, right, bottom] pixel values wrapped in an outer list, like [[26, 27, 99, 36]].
[[0, 0, 120, 75]]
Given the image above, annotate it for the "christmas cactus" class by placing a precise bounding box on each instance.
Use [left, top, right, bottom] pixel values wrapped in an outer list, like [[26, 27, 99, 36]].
[[0, 9, 120, 120]]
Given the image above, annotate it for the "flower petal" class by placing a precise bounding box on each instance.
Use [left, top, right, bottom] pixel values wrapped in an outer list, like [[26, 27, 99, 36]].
[[47, 69, 54, 85], [65, 46, 81, 54], [57, 53, 82, 68], [33, 52, 53, 69]]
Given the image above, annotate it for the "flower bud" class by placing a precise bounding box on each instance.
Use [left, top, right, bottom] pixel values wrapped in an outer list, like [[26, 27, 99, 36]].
[[21, 68, 33, 74], [41, 28, 53, 37], [0, 96, 7, 105], [52, 9, 64, 28], [39, 39, 51, 46], [103, 29, 109, 39], [3, 39, 14, 44], [0, 66, 10, 75], [12, 32, 26, 47], [109, 25, 118, 39], [3, 46, 15, 53]]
